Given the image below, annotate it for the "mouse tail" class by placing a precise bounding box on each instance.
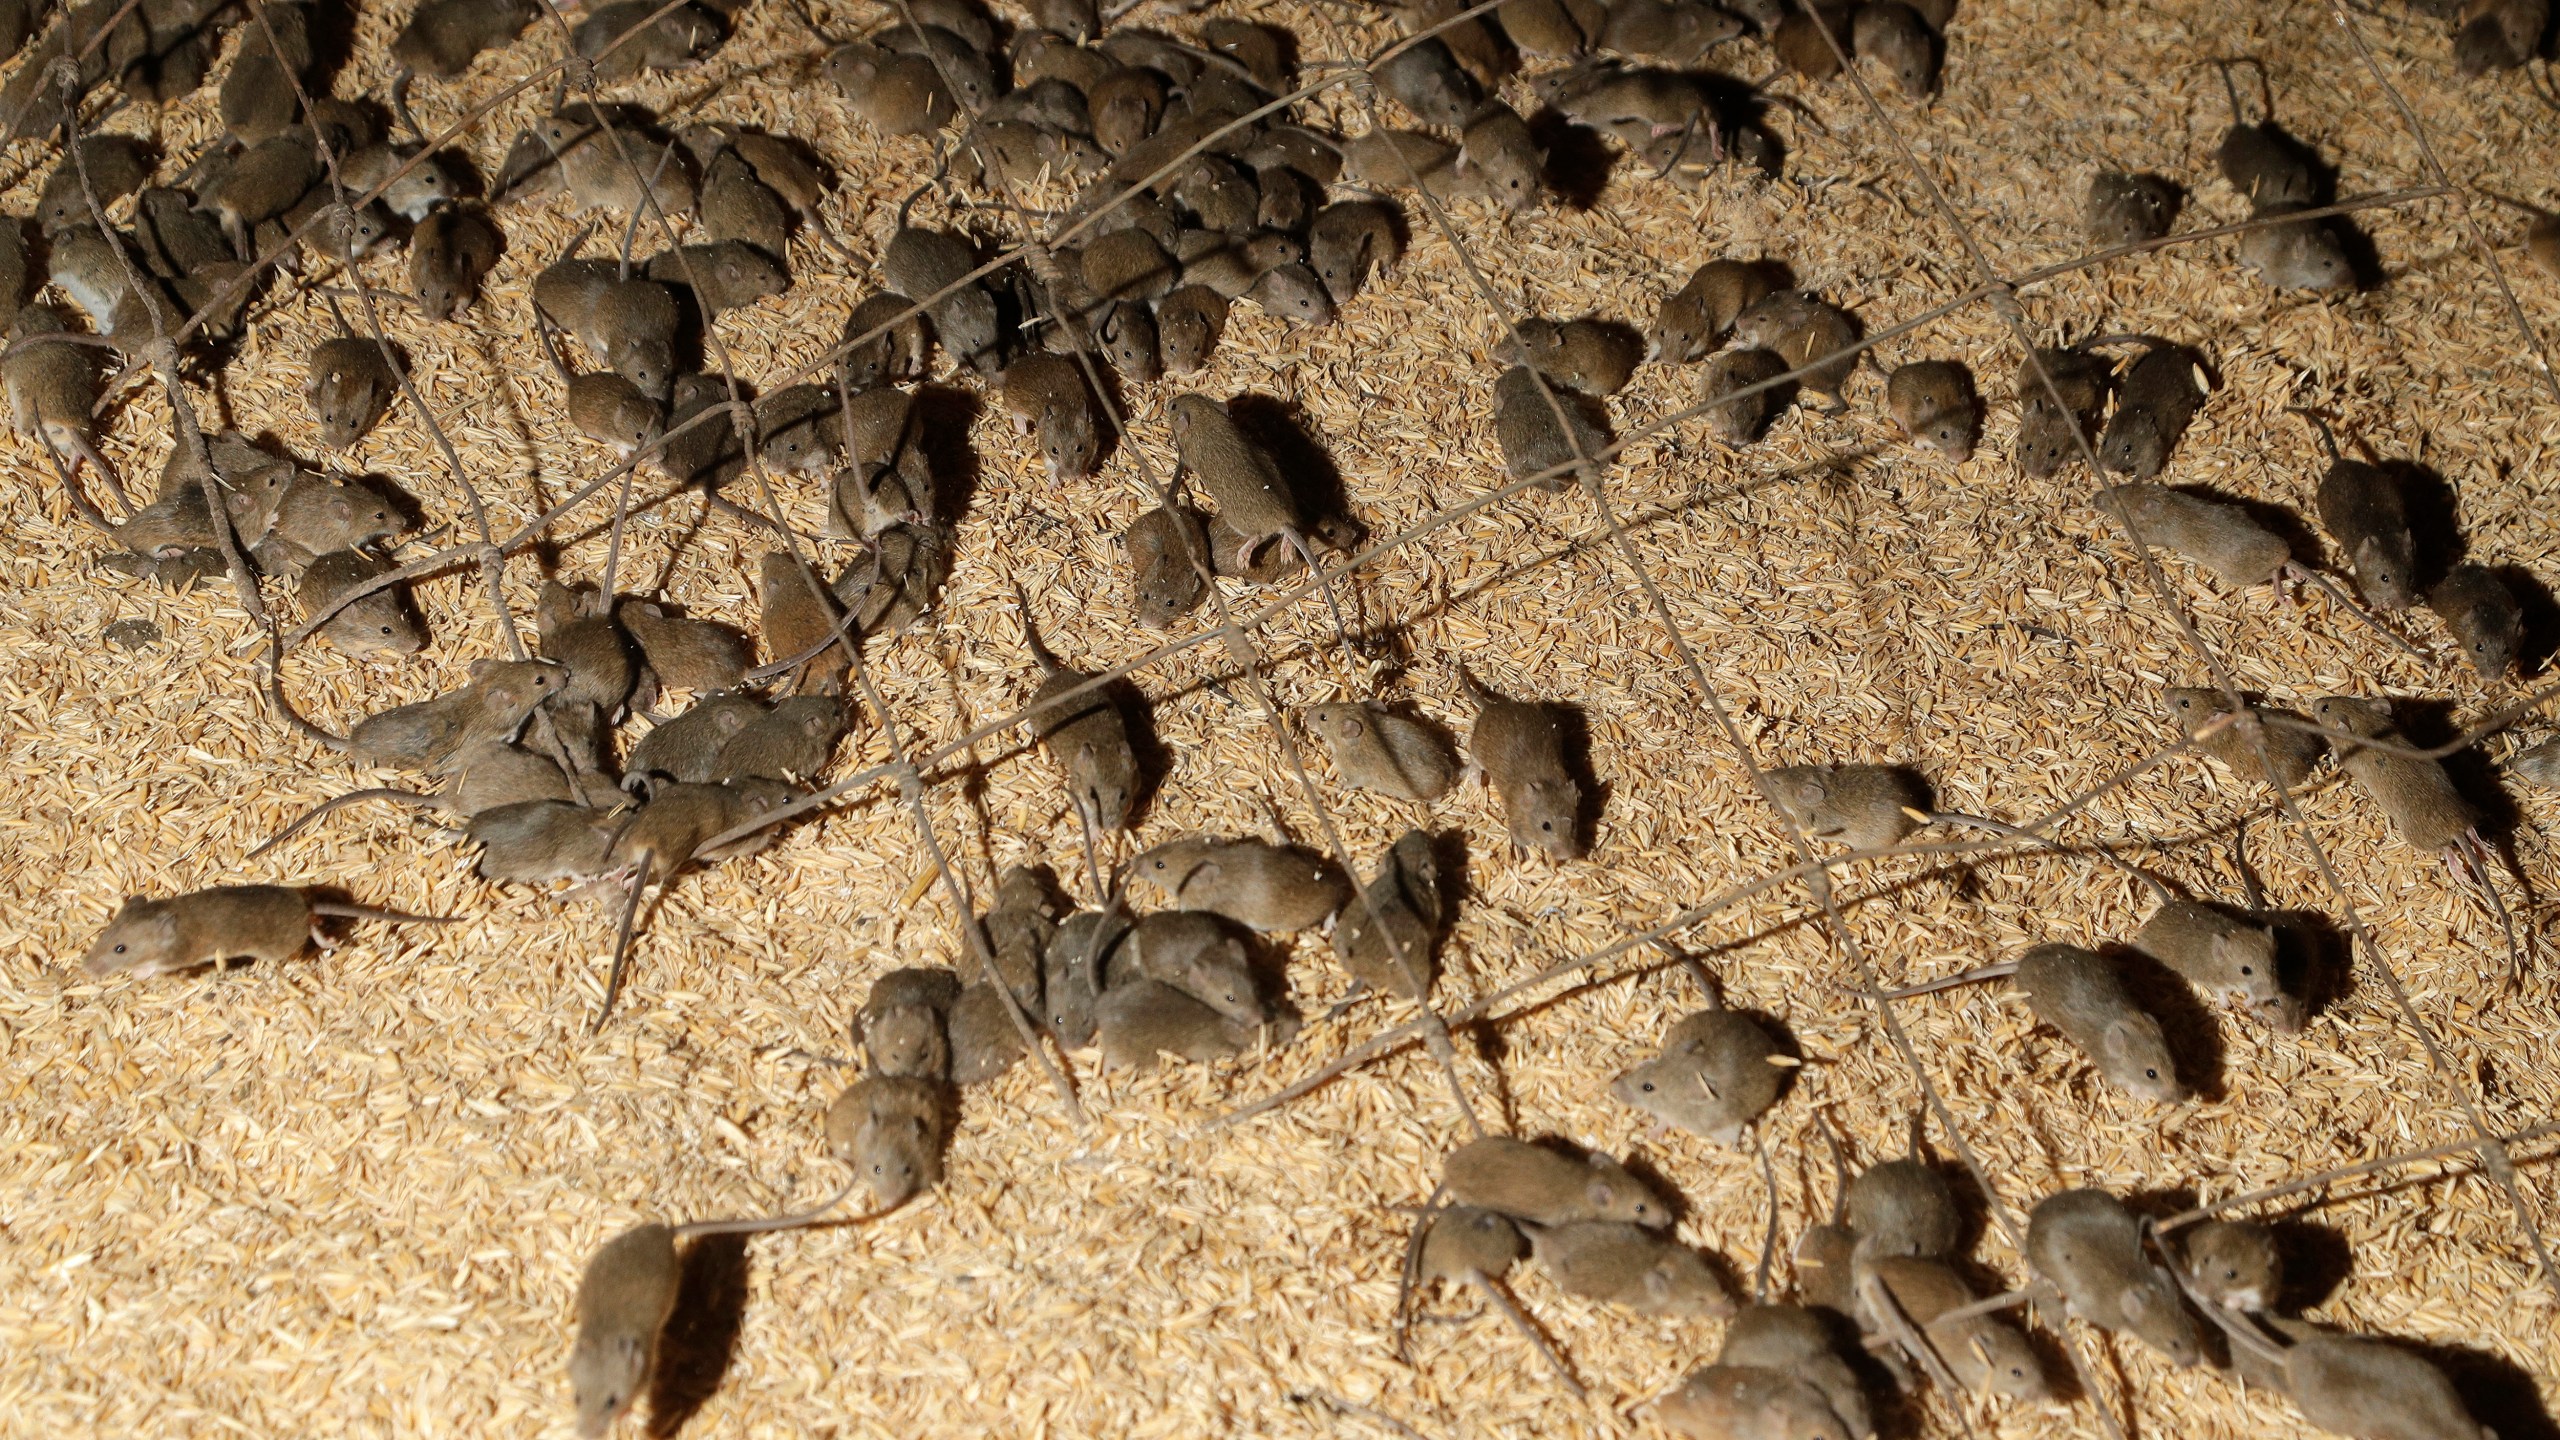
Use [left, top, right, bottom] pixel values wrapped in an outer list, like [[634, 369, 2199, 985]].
[[308, 900, 462, 925], [1391, 1180, 1448, 1365], [2284, 405, 2343, 464], [672, 1170, 864, 1239], [1750, 1128, 1779, 1304], [591, 863, 652, 1034], [1477, 1274, 1586, 1400], [1009, 577, 1066, 676], [262, 616, 354, 754], [249, 787, 441, 859]]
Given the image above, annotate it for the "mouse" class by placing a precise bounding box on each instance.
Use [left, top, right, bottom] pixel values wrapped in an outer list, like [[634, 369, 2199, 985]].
[[2287, 1331, 2498, 1440], [1608, 1000, 1791, 1146], [1120, 502, 1212, 628], [37, 135, 151, 236], [2211, 58, 2319, 210], [409, 205, 502, 320], [2290, 410, 2417, 612], [626, 695, 764, 789], [826, 41, 956, 137], [307, 333, 399, 450], [338, 143, 466, 225], [1015, 588, 1141, 842], [1082, 228, 1180, 305], [1098, 977, 1288, 1069], [1526, 1219, 1736, 1318], [535, 258, 681, 401], [536, 581, 640, 719], [1654, 1364, 1857, 1440], [757, 552, 851, 696], [2426, 564, 2520, 680], [394, 0, 535, 83], [2311, 696, 2478, 854], [2095, 484, 2290, 589], [565, 369, 664, 459], [2095, 338, 2207, 479], [1708, 1303, 1874, 1440], [1093, 298, 1160, 383], [1498, 318, 1641, 398], [1842, 1155, 1960, 1263], [2016, 943, 2189, 1103], [1732, 291, 1859, 412], [824, 1073, 948, 1211], [1852, 1, 1937, 96], [1166, 392, 1323, 578], [1307, 200, 1401, 307], [884, 226, 1004, 375], [1154, 285, 1229, 377], [2511, 734, 2560, 788], [858, 966, 959, 1080], [1244, 262, 1335, 327], [301, 546, 428, 657], [1334, 829, 1445, 1000], [1001, 354, 1102, 484], [645, 241, 789, 321], [1764, 763, 1926, 852], [840, 292, 932, 393], [567, 1173, 859, 1438], [1378, 36, 1483, 127], [2083, 171, 2181, 247], [2013, 341, 2114, 477], [2178, 1218, 2279, 1312], [1456, 664, 1586, 860], [82, 884, 457, 978], [713, 696, 846, 785], [2240, 200, 2354, 292], [255, 475, 405, 577], [2025, 1188, 2206, 1367], [1852, 1256, 2049, 1400], [1885, 361, 1977, 462], [2163, 686, 2328, 789], [697, 147, 788, 259], [1791, 1220, 1861, 1316], [340, 659, 564, 772], [1441, 1134, 1669, 1227], [4, 305, 119, 501], [619, 601, 751, 696], [1087, 67, 1166, 158], [540, 120, 700, 224], [594, 777, 800, 1022], [1042, 907, 1131, 1048], [1119, 910, 1261, 1024], [978, 865, 1060, 1009], [1601, 0, 1745, 62], [835, 519, 953, 637], [1653, 259, 1776, 364], [466, 800, 622, 884], [1698, 348, 1793, 444], [1400, 1204, 1580, 1392], [1135, 837, 1351, 934], [1493, 364, 1611, 491], [2131, 899, 2295, 1028], [200, 128, 322, 257], [1499, 0, 1602, 57], [1336, 128, 1463, 197], [947, 982, 1025, 1084], [1303, 700, 1459, 802]]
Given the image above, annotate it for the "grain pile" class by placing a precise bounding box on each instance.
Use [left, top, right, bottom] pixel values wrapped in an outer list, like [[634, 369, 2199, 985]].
[[0, 0, 2554, 1437]]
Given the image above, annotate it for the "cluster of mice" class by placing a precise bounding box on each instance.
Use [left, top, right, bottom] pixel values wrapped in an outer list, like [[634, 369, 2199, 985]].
[[12, 0, 2542, 1438]]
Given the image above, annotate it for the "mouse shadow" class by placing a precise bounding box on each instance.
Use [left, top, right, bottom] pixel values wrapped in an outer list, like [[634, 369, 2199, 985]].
[[1526, 110, 1614, 210], [2329, 214, 2386, 294], [645, 1232, 753, 1440], [2171, 484, 2324, 573], [2409, 1337, 2560, 1440], [2264, 906, 2355, 1024], [2104, 943, 2229, 1102], [2263, 1218, 2356, 1314], [911, 383, 986, 527], [1225, 392, 1358, 538], [2493, 562, 2560, 678], [2399, 696, 2523, 842], [2369, 458, 2463, 590], [1549, 700, 1608, 861], [1113, 679, 1168, 832]]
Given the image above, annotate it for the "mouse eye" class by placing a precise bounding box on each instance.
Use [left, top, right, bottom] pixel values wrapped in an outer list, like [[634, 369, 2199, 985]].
[[1640, 1081, 1655, 1092], [114, 943, 126, 953], [2145, 1067, 2161, 1080], [2239, 965, 2254, 975]]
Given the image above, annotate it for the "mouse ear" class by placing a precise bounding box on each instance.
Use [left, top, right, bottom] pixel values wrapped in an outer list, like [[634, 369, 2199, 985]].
[[467, 658, 494, 681], [1641, 1263, 1675, 1304]]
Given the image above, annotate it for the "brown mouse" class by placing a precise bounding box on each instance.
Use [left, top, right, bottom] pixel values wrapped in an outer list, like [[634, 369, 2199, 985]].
[[1400, 1205, 1581, 1392], [1378, 36, 1483, 127], [2131, 900, 2294, 1028], [1852, 1256, 2048, 1399], [2083, 171, 2181, 247], [1015, 588, 1141, 839], [835, 519, 953, 637], [301, 546, 427, 657], [1136, 837, 1351, 934], [626, 695, 765, 788], [341, 659, 564, 772], [978, 866, 1060, 1009], [1655, 1364, 1857, 1440], [713, 696, 847, 785], [645, 242, 789, 320], [1304, 700, 1459, 802], [1334, 829, 1445, 1000], [2096, 483, 2290, 589], [1499, 318, 1641, 398], [2179, 1218, 2280, 1312], [1703, 1303, 1873, 1439], [840, 292, 932, 392], [567, 1174, 857, 1438], [82, 884, 456, 978], [947, 982, 1025, 1084], [1095, 979, 1263, 1069], [2015, 943, 2188, 1103], [1119, 910, 1261, 1024], [619, 601, 751, 695], [256, 474, 404, 577], [200, 129, 321, 255], [307, 334, 400, 450], [883, 226, 1003, 375], [1493, 364, 1611, 491], [1852, 1, 1937, 96], [825, 1073, 949, 1211], [1458, 664, 1586, 860], [595, 778, 800, 1022], [858, 966, 958, 1080], [37, 135, 151, 236], [2294, 410, 2416, 612], [2240, 201, 2354, 292], [1121, 502, 1212, 628], [1041, 907, 1130, 1048], [1154, 285, 1229, 377], [2287, 1332, 2497, 1440], [1001, 354, 1102, 483], [1609, 1001, 1791, 1146], [1166, 392, 1319, 577], [2163, 686, 2327, 790], [1441, 1135, 1668, 1227], [2014, 342, 2113, 478], [1885, 360, 1977, 461], [467, 800, 623, 885], [537, 581, 640, 719], [534, 258, 680, 401], [409, 205, 501, 320], [826, 41, 956, 137], [2025, 1188, 2206, 1367], [1652, 259, 1775, 364], [1308, 200, 1401, 306], [1244, 262, 1334, 327], [1527, 1219, 1736, 1318], [1699, 348, 1793, 444], [1764, 763, 1926, 852], [2426, 564, 2521, 680], [2096, 338, 2206, 479], [698, 147, 789, 259], [2212, 60, 2319, 210], [394, 0, 535, 82], [4, 304, 118, 500], [757, 552, 850, 695], [1732, 291, 1859, 412], [2312, 696, 2478, 854]]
